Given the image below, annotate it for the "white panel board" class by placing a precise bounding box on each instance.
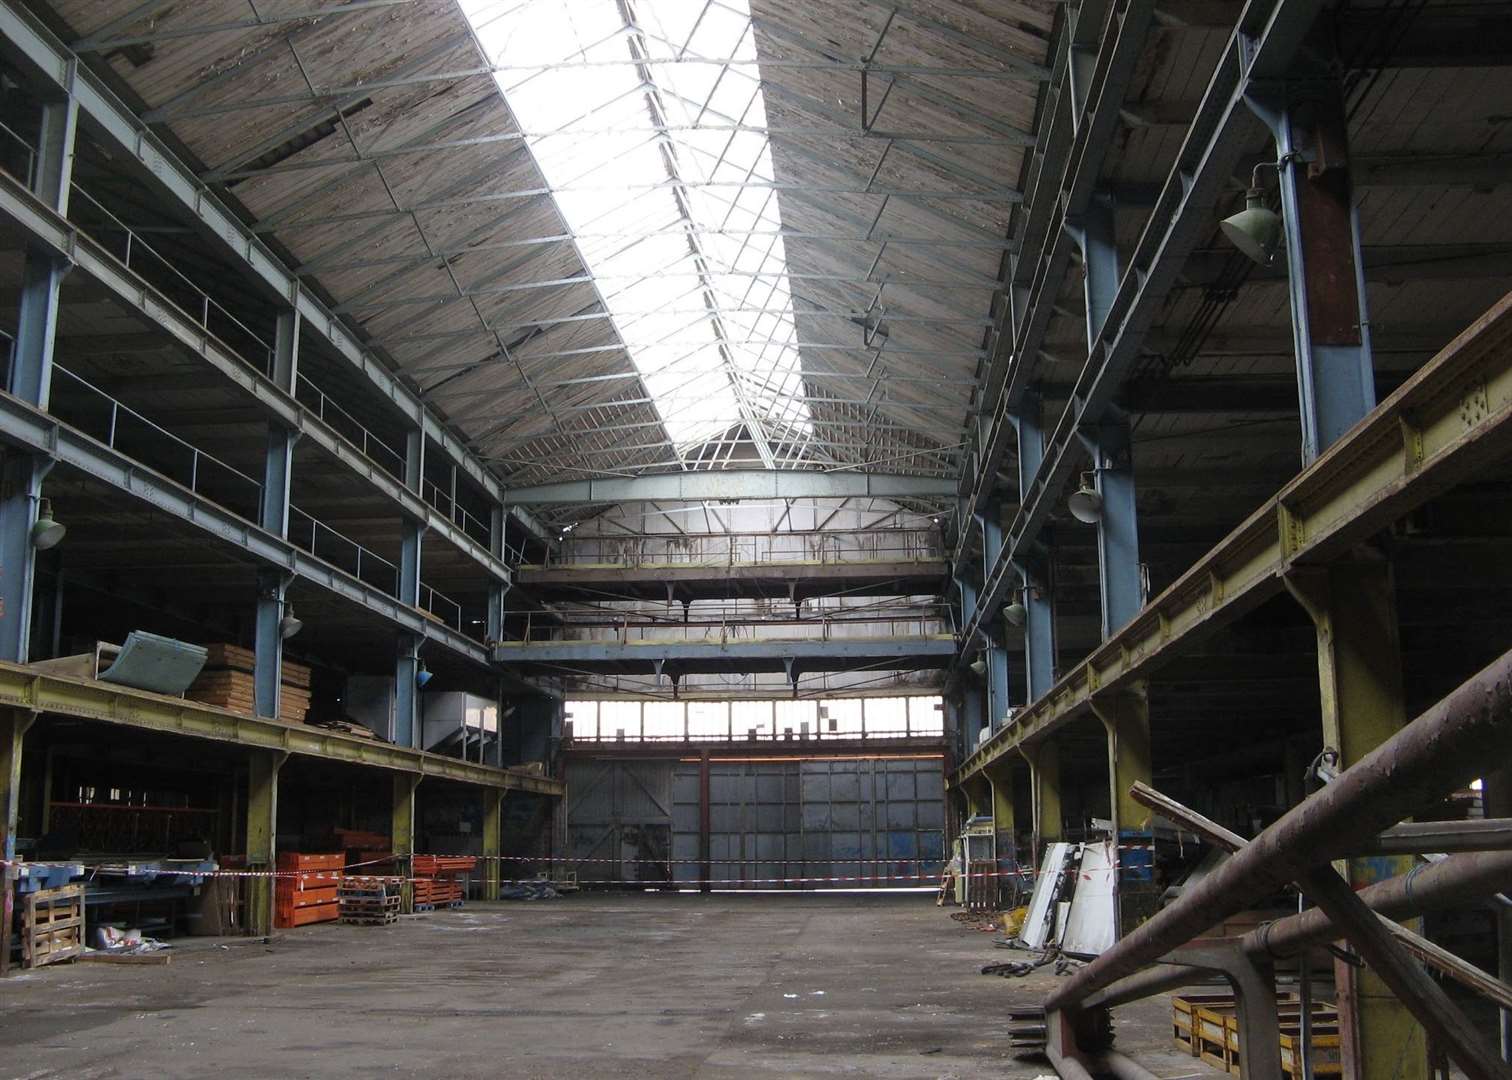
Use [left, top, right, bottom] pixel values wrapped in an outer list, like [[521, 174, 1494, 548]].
[[1019, 842, 1074, 950], [1061, 839, 1118, 957]]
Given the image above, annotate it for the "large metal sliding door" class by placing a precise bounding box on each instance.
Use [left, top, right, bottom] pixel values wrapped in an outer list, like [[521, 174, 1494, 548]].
[[669, 758, 946, 889], [564, 759, 674, 883]]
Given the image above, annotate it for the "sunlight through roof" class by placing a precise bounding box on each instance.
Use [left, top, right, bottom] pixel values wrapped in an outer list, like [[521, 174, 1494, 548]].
[[459, 0, 813, 466]]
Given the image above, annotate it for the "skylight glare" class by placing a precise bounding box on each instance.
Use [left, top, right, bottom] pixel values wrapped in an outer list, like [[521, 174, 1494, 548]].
[[459, 0, 812, 464]]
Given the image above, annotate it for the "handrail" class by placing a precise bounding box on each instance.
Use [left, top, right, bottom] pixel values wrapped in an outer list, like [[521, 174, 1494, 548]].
[[50, 365, 470, 635]]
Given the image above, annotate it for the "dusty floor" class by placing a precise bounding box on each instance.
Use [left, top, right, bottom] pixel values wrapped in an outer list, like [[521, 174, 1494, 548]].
[[1, 892, 1223, 1079]]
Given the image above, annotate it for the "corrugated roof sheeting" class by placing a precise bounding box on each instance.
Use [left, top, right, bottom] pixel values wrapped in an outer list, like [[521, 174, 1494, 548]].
[[33, 0, 1055, 489]]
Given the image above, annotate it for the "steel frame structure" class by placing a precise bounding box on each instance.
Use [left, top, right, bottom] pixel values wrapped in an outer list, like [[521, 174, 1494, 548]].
[[957, 287, 1512, 783], [958, 0, 1328, 658], [1034, 648, 1512, 1078], [0, 661, 560, 793]]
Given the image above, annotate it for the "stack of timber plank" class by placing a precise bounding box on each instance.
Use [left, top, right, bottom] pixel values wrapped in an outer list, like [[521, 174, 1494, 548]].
[[1172, 991, 1340, 1076], [21, 884, 84, 968], [275, 853, 343, 928], [411, 855, 474, 909], [186, 644, 311, 723]]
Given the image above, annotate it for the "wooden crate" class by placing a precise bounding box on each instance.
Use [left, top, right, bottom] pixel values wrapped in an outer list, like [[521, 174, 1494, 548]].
[[1173, 993, 1340, 1077], [1173, 992, 1235, 1056], [23, 884, 84, 968], [1280, 1023, 1343, 1076]]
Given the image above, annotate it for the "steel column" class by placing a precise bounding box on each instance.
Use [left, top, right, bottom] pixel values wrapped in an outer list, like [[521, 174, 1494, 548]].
[[1076, 193, 1120, 347], [1289, 558, 1423, 1080], [392, 772, 420, 914], [482, 787, 501, 901], [978, 503, 1011, 729], [0, 454, 48, 663], [395, 633, 421, 749], [1013, 393, 1057, 702], [698, 747, 711, 894], [1251, 77, 1375, 463], [1487, 768, 1512, 1062], [246, 749, 285, 937], [962, 683, 984, 753], [259, 310, 299, 535], [9, 95, 75, 410], [1093, 686, 1151, 838], [987, 760, 1016, 869], [1086, 419, 1142, 638], [253, 569, 287, 720], [1026, 738, 1063, 853], [487, 504, 507, 643], [0, 709, 32, 977]]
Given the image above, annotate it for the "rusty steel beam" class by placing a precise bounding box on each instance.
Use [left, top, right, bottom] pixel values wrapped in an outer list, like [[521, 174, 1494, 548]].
[[1043, 643, 1512, 1015]]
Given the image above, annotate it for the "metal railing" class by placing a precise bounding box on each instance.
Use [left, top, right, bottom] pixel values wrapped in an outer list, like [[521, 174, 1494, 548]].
[[49, 366, 469, 634], [518, 608, 951, 644], [293, 372, 406, 480], [68, 183, 276, 374], [52, 365, 265, 522], [0, 123, 506, 563], [540, 527, 944, 568], [565, 726, 941, 744]]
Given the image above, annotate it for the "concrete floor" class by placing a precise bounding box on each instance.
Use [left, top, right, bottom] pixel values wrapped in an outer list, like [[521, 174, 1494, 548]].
[[2, 893, 1222, 1079]]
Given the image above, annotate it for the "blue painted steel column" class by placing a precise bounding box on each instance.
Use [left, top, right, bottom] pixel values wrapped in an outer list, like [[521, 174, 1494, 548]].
[[396, 428, 425, 747], [10, 96, 77, 409], [1011, 392, 1056, 703], [254, 310, 299, 719], [486, 504, 508, 643], [0, 455, 49, 662], [978, 502, 1010, 731], [1086, 419, 1142, 639], [1075, 195, 1142, 639], [0, 97, 76, 662], [962, 683, 985, 754], [1253, 85, 1375, 463]]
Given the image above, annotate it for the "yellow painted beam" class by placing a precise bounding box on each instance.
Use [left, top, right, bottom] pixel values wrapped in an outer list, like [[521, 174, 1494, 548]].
[[0, 662, 562, 796], [958, 290, 1512, 786]]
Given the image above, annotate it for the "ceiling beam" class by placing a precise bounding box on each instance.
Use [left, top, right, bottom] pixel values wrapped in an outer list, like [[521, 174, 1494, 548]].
[[504, 470, 956, 505]]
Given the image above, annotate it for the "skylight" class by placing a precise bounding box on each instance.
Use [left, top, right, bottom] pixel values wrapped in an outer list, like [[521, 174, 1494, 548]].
[[459, 0, 812, 467]]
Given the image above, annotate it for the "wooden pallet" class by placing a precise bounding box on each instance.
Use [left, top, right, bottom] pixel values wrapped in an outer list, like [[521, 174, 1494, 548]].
[[340, 910, 399, 926], [23, 884, 84, 968]]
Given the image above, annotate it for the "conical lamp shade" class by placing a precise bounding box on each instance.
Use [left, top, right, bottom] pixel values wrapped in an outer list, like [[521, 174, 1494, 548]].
[[1220, 191, 1281, 266], [31, 498, 65, 550], [1068, 485, 1103, 524]]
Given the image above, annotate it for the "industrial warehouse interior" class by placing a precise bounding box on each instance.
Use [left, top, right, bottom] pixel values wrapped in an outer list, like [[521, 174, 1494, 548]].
[[0, 0, 1510, 1077]]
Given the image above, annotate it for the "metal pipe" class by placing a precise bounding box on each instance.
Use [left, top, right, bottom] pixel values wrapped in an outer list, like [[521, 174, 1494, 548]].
[[1084, 849, 1512, 1012], [1045, 645, 1512, 1015], [1359, 818, 1512, 855]]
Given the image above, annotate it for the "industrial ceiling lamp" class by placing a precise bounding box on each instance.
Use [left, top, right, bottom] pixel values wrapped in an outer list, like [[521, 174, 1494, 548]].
[[1067, 472, 1103, 524], [415, 659, 434, 688], [1004, 593, 1028, 627], [278, 604, 303, 640], [30, 498, 65, 550], [968, 656, 988, 678], [1219, 188, 1282, 266]]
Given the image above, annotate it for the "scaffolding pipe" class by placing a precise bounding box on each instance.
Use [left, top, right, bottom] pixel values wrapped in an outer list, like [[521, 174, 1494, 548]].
[[1044, 644, 1512, 1016]]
